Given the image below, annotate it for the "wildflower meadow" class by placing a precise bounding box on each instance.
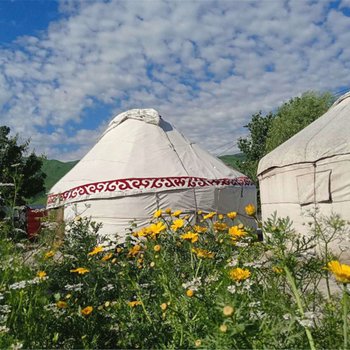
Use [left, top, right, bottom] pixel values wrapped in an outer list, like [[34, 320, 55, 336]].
[[0, 206, 350, 349]]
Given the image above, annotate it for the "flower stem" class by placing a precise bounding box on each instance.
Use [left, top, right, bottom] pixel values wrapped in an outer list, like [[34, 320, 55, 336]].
[[284, 266, 316, 350], [343, 284, 348, 350]]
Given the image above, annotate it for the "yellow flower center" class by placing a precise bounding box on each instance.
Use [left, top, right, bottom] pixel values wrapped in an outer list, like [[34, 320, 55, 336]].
[[223, 305, 234, 316], [186, 289, 194, 297]]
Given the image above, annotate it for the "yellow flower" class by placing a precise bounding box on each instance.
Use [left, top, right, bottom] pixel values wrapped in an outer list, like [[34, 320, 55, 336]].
[[65, 294, 72, 299], [194, 225, 207, 233], [70, 267, 90, 274], [223, 305, 234, 316], [133, 227, 150, 238], [81, 306, 93, 316], [218, 214, 224, 220], [213, 221, 228, 232], [219, 324, 228, 333], [128, 244, 142, 257], [153, 209, 163, 218], [149, 222, 167, 238], [56, 300, 68, 309], [88, 246, 104, 256], [203, 212, 216, 220], [165, 208, 172, 214], [101, 253, 113, 261], [180, 231, 199, 243], [272, 266, 283, 274], [37, 271, 47, 279], [197, 210, 203, 215], [160, 303, 167, 311], [228, 226, 246, 239], [74, 215, 82, 222], [104, 301, 111, 307], [150, 261, 155, 267], [195, 339, 202, 347], [128, 300, 142, 307], [227, 211, 237, 219], [229, 267, 251, 281], [192, 247, 214, 259], [186, 289, 194, 297], [171, 219, 184, 231], [44, 251, 55, 259], [154, 244, 161, 252], [172, 210, 182, 217], [328, 260, 350, 284], [245, 204, 256, 216]]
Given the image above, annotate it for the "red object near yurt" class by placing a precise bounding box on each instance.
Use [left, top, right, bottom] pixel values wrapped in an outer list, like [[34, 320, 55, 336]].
[[26, 207, 47, 239]]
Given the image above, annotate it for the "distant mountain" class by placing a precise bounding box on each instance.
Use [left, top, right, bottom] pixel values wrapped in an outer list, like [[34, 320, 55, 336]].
[[219, 153, 245, 171], [29, 154, 244, 205], [29, 159, 78, 205]]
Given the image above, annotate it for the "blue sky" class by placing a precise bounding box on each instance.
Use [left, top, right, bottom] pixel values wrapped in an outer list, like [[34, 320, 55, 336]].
[[0, 0, 350, 161]]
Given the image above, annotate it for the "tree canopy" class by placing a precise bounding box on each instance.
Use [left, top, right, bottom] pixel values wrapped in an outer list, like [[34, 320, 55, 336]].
[[237, 91, 335, 184], [265, 91, 334, 153], [0, 126, 46, 206], [237, 112, 274, 183]]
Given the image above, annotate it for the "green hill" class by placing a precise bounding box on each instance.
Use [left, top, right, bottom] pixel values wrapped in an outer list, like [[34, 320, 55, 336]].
[[219, 153, 245, 171], [29, 154, 244, 206], [29, 159, 78, 205]]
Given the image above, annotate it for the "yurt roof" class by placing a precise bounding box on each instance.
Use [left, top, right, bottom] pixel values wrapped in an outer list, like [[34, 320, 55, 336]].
[[258, 92, 350, 175], [48, 109, 253, 208]]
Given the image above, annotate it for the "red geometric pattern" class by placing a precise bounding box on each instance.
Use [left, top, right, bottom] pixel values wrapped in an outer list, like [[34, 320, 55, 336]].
[[47, 176, 254, 207]]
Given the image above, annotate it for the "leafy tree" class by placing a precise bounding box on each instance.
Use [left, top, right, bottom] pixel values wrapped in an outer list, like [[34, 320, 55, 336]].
[[237, 112, 274, 183], [265, 91, 334, 152], [0, 126, 46, 206], [237, 91, 335, 184]]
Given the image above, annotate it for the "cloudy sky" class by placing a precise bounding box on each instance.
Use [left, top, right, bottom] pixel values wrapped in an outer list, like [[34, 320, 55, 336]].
[[0, 0, 350, 161]]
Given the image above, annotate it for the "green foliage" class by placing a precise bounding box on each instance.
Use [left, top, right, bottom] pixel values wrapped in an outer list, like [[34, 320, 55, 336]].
[[0, 126, 46, 206], [237, 91, 335, 184], [237, 112, 274, 183], [219, 153, 245, 172], [0, 208, 349, 349], [265, 91, 334, 152]]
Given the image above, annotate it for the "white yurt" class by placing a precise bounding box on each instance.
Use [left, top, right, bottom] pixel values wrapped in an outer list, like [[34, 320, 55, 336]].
[[258, 91, 350, 239], [47, 109, 256, 239]]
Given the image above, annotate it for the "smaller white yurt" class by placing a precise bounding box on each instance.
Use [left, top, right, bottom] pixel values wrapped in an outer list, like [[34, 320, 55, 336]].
[[258, 92, 350, 253], [47, 109, 256, 239]]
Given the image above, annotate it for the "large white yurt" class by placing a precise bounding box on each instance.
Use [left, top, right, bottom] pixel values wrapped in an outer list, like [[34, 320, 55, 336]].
[[47, 109, 256, 239], [258, 91, 350, 238]]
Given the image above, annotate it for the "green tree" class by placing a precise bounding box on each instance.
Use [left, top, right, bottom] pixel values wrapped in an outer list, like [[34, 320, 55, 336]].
[[0, 126, 46, 206], [265, 91, 334, 152], [237, 111, 274, 183], [237, 91, 335, 184]]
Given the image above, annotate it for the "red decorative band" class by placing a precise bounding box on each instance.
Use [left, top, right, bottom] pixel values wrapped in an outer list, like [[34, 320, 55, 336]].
[[47, 176, 254, 206]]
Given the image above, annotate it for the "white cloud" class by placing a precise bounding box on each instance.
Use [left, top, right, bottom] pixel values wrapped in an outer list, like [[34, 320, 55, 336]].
[[0, 0, 349, 161]]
